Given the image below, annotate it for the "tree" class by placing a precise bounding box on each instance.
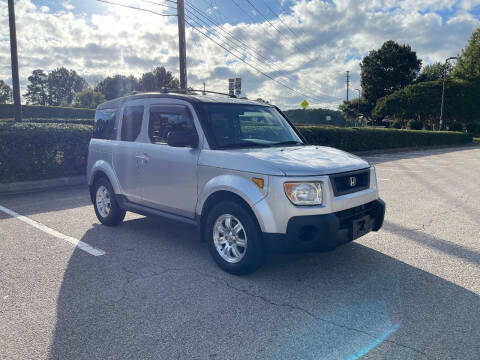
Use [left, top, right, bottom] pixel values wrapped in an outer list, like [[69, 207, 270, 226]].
[[73, 88, 105, 109], [453, 27, 480, 80], [24, 69, 49, 105], [372, 79, 480, 130], [47, 67, 88, 106], [339, 98, 370, 124], [360, 40, 422, 117], [416, 62, 451, 83], [139, 66, 179, 91], [95, 75, 139, 100], [0, 80, 13, 104]]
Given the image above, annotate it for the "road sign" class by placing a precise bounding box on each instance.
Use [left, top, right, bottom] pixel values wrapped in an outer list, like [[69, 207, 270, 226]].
[[228, 78, 234, 96], [235, 78, 241, 96], [301, 100, 309, 109], [229, 78, 241, 96]]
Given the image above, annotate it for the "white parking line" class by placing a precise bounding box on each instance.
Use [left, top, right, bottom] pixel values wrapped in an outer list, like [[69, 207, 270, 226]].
[[0, 204, 105, 256], [375, 167, 424, 173]]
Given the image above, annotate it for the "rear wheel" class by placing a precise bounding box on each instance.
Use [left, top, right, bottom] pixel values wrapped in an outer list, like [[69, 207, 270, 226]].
[[205, 201, 265, 275], [93, 177, 126, 226]]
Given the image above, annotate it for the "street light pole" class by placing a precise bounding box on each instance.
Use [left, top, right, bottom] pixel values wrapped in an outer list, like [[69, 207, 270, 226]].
[[439, 56, 457, 131], [355, 89, 361, 126], [8, 0, 22, 122]]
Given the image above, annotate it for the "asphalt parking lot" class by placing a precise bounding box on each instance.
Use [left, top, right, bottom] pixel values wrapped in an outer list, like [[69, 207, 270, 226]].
[[1, 145, 479, 360]]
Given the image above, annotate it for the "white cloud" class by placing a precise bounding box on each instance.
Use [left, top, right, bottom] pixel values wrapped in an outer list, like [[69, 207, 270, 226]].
[[61, 1, 74, 11], [0, 0, 478, 109]]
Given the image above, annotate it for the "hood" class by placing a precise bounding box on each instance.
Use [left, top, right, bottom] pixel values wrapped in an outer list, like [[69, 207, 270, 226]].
[[199, 146, 370, 176]]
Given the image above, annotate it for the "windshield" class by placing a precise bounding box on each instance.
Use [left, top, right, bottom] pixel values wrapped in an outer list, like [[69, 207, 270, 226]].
[[199, 104, 304, 149]]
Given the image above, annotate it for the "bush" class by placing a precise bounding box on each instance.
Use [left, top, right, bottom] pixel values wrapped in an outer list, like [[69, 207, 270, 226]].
[[297, 125, 472, 152], [0, 122, 92, 183], [407, 119, 423, 130], [0, 104, 95, 119], [0, 122, 473, 183], [392, 121, 402, 129], [448, 122, 464, 132]]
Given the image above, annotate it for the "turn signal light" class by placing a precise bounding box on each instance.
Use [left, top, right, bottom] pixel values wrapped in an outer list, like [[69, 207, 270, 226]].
[[252, 177, 264, 189]]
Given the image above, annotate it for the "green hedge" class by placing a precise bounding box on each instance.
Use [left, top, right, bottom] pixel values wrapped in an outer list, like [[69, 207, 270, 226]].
[[0, 123, 473, 183], [0, 122, 92, 183], [1, 118, 94, 126], [0, 104, 95, 119], [297, 126, 473, 152]]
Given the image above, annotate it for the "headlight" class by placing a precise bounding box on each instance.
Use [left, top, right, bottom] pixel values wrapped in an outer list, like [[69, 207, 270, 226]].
[[284, 182, 323, 205]]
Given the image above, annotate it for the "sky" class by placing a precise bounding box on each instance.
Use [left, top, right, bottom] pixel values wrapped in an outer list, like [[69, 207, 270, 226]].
[[0, 0, 479, 109]]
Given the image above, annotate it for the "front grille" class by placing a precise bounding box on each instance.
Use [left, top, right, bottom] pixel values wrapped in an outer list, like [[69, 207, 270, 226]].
[[330, 168, 370, 196]]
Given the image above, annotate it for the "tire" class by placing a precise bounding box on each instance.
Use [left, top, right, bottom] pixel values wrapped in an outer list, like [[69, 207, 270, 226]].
[[93, 177, 126, 226], [205, 200, 265, 275]]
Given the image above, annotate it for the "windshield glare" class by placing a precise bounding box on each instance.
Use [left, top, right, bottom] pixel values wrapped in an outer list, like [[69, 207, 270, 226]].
[[201, 104, 303, 149]]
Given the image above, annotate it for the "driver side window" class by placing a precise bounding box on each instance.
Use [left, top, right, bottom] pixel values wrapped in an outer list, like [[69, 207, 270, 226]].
[[148, 106, 195, 145]]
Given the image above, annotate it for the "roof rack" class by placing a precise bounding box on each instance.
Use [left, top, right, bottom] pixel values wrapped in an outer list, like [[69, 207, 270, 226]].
[[159, 87, 237, 98]]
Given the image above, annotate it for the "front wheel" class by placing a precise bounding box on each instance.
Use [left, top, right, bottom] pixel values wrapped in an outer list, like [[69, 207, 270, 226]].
[[93, 177, 126, 226], [205, 201, 265, 275]]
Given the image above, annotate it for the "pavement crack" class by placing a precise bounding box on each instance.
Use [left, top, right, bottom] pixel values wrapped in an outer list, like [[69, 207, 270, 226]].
[[190, 268, 430, 359]]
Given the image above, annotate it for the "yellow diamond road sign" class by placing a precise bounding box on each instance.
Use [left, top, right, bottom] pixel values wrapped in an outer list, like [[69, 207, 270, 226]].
[[301, 100, 309, 109]]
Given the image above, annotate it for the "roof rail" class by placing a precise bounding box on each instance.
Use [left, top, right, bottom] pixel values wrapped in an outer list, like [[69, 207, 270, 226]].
[[128, 88, 237, 98], [159, 87, 236, 98]]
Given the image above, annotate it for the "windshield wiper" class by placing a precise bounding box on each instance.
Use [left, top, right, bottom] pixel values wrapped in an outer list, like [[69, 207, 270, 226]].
[[271, 141, 304, 146], [216, 142, 271, 149]]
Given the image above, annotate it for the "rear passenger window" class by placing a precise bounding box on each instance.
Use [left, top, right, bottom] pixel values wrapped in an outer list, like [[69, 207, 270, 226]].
[[93, 109, 117, 139], [148, 106, 195, 144], [121, 106, 144, 142]]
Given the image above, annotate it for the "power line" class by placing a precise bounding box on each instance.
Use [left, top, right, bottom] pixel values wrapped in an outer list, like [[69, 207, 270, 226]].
[[260, 0, 302, 41], [184, 11, 310, 98], [185, 17, 328, 102], [244, 0, 314, 62], [95, 0, 177, 16], [185, 2, 342, 100], [137, 0, 177, 11]]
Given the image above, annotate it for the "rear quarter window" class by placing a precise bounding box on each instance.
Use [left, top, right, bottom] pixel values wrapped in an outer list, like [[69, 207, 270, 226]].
[[93, 109, 118, 139]]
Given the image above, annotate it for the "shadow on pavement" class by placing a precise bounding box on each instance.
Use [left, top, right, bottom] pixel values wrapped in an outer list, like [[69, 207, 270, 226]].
[[48, 216, 480, 360], [0, 185, 91, 219]]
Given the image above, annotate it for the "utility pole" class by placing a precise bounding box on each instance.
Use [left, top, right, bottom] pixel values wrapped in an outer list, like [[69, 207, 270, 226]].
[[177, 0, 187, 90], [8, 0, 22, 122], [439, 57, 457, 131], [345, 71, 350, 102]]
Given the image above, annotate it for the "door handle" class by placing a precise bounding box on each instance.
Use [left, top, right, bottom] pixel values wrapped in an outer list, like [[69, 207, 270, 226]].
[[135, 153, 149, 162]]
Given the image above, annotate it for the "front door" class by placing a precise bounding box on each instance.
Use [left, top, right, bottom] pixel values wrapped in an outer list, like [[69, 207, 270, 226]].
[[139, 104, 200, 218]]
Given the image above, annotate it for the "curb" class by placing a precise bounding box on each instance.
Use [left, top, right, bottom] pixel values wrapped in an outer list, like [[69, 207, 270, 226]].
[[353, 142, 479, 156], [0, 176, 86, 196]]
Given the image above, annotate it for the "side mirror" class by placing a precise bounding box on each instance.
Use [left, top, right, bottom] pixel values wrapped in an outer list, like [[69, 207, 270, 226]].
[[166, 130, 198, 148]]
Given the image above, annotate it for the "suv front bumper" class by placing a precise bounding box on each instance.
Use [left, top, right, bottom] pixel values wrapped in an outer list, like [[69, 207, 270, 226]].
[[263, 199, 385, 252]]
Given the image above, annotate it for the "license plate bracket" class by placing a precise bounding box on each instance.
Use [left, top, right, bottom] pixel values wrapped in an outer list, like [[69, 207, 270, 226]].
[[352, 215, 372, 239]]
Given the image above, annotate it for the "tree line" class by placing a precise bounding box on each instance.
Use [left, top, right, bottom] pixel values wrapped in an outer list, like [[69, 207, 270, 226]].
[[0, 66, 180, 109], [340, 27, 480, 132]]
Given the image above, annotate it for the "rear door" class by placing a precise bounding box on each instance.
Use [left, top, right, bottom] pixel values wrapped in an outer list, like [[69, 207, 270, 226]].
[[113, 101, 146, 203], [139, 103, 200, 218]]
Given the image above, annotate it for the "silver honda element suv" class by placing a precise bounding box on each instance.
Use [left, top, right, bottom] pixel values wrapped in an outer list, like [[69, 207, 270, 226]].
[[87, 92, 385, 274]]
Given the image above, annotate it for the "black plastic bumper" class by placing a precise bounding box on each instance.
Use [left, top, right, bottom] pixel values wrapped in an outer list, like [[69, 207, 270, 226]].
[[263, 199, 385, 252]]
